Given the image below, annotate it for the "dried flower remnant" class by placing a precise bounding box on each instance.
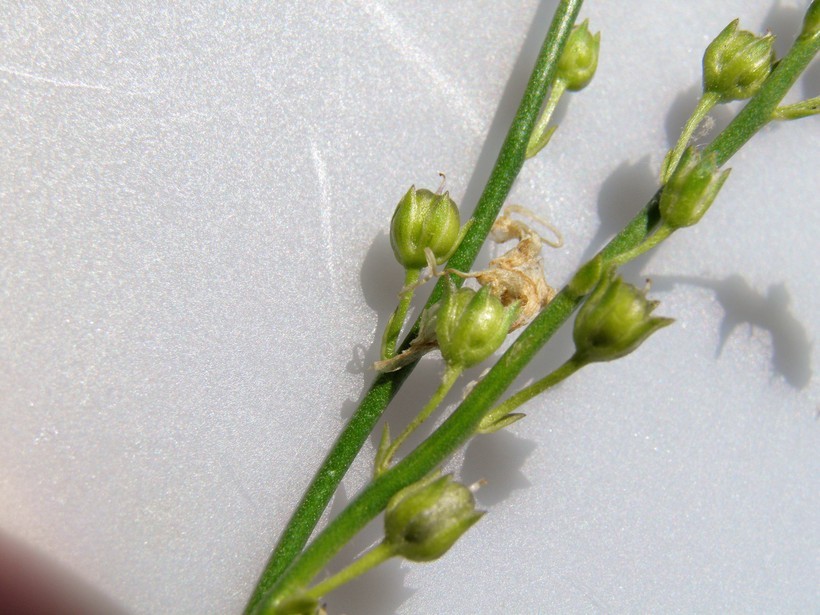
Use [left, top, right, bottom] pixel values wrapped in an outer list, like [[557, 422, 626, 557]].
[[449, 205, 562, 330]]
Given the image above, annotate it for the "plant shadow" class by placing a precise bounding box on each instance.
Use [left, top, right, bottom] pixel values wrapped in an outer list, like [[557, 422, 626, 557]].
[[766, 0, 819, 98], [761, 1, 804, 60], [801, 52, 820, 99], [461, 429, 539, 507], [0, 530, 130, 615], [579, 155, 658, 281], [351, 231, 405, 375], [651, 274, 812, 390]]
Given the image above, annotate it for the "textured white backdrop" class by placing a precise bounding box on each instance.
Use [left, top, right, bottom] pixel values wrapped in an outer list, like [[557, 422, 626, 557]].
[[2, 1, 818, 613]]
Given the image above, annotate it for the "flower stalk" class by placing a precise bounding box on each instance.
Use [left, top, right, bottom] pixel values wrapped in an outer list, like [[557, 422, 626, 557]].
[[242, 3, 587, 611], [374, 364, 461, 476], [301, 542, 394, 605], [661, 19, 776, 181], [253, 14, 819, 610], [478, 356, 583, 433], [526, 19, 600, 158]]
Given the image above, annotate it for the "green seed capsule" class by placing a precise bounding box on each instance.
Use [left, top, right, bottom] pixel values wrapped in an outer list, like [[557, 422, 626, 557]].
[[385, 474, 483, 563], [802, 0, 820, 39], [556, 20, 601, 92], [390, 186, 462, 270], [702, 19, 775, 103], [436, 284, 518, 369], [573, 269, 673, 363], [660, 147, 730, 229]]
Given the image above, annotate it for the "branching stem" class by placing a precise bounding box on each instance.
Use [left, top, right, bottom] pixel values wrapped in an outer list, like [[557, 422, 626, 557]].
[[526, 78, 567, 158], [257, 22, 818, 612], [378, 364, 462, 476], [242, 3, 586, 612], [609, 224, 673, 267], [381, 268, 421, 359], [302, 542, 394, 603], [485, 355, 584, 423], [662, 91, 719, 182]]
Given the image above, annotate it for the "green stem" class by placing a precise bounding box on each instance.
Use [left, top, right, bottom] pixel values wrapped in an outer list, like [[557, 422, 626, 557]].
[[258, 25, 818, 611], [526, 78, 567, 158], [244, 371, 410, 615], [705, 27, 819, 166], [379, 364, 462, 475], [243, 2, 585, 611], [772, 95, 820, 120], [302, 542, 394, 603], [661, 90, 719, 183], [608, 224, 673, 268], [484, 355, 583, 424], [381, 268, 421, 359]]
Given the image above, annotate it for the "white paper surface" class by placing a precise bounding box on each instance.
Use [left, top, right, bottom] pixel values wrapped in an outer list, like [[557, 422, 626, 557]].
[[2, 1, 818, 613]]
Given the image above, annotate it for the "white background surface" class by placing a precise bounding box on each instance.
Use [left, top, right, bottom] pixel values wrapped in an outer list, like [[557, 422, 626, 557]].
[[2, 1, 818, 613]]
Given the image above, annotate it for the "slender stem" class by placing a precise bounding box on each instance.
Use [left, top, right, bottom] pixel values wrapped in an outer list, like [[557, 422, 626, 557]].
[[243, 2, 586, 611], [244, 371, 410, 615], [441, 0, 584, 281], [485, 355, 583, 423], [772, 95, 820, 120], [705, 24, 819, 167], [608, 224, 673, 268], [381, 268, 421, 359], [302, 542, 395, 603], [380, 364, 462, 475], [661, 91, 719, 183], [259, 26, 818, 610], [526, 78, 567, 158]]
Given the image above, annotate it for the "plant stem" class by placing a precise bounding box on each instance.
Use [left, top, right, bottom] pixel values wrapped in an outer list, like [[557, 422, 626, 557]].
[[243, 2, 586, 611], [302, 542, 394, 603], [705, 24, 819, 166], [608, 224, 673, 268], [381, 268, 421, 359], [526, 78, 566, 158], [485, 355, 584, 423], [258, 25, 818, 610], [661, 91, 719, 182], [379, 364, 462, 475], [244, 371, 409, 614], [772, 95, 820, 120]]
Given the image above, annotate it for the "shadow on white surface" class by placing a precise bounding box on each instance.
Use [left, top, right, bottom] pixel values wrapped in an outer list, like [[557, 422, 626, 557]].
[[461, 429, 540, 507], [801, 53, 820, 97], [356, 231, 403, 372], [652, 274, 812, 390], [317, 483, 415, 615], [762, 1, 804, 59], [580, 155, 657, 265]]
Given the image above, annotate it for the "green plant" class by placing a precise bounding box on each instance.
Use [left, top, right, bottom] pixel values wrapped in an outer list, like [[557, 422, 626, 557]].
[[246, 2, 819, 613]]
